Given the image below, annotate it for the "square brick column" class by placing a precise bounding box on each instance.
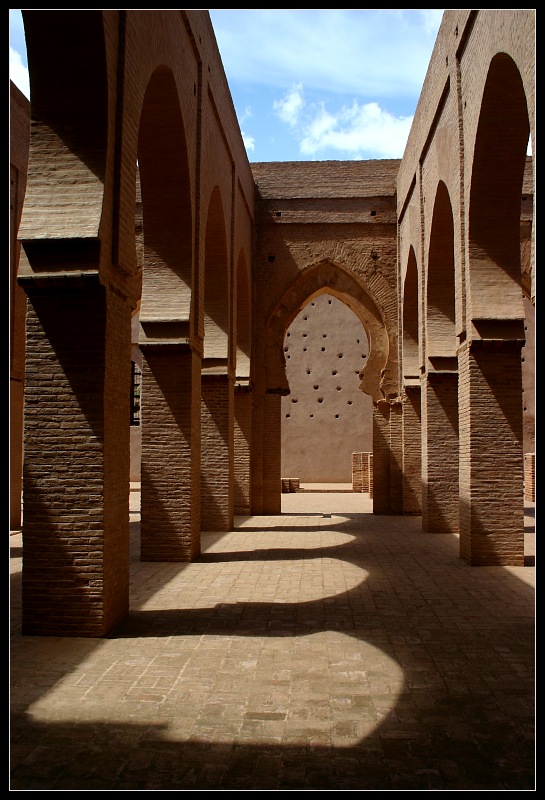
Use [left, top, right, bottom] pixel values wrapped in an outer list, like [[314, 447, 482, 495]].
[[372, 402, 390, 514], [234, 382, 252, 515], [20, 277, 131, 636], [201, 370, 234, 531], [263, 393, 282, 514], [421, 371, 459, 533], [402, 385, 422, 514], [389, 400, 403, 513], [140, 342, 201, 560], [372, 400, 403, 514], [458, 340, 524, 565], [250, 389, 265, 514]]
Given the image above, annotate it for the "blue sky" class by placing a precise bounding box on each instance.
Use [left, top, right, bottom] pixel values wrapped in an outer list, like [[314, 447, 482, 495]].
[[9, 9, 444, 163]]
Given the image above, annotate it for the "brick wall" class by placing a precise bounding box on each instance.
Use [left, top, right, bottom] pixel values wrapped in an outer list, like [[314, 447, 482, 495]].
[[10, 82, 30, 530]]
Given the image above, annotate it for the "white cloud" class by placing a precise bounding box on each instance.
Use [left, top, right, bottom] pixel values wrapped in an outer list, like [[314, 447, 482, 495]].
[[210, 10, 443, 99], [10, 46, 30, 99], [274, 85, 413, 159], [241, 131, 255, 153], [273, 84, 304, 127]]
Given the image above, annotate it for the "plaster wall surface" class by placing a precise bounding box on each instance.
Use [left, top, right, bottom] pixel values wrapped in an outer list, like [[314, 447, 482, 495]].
[[281, 294, 373, 482]]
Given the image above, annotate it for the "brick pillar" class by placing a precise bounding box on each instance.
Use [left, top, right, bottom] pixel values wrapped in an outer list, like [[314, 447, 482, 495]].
[[20, 276, 131, 637], [140, 343, 201, 560], [372, 400, 403, 514], [250, 389, 264, 514], [421, 371, 459, 533], [402, 386, 422, 514], [372, 402, 390, 514], [234, 383, 252, 515], [389, 400, 403, 513], [458, 340, 524, 565], [201, 370, 234, 531], [263, 392, 282, 514]]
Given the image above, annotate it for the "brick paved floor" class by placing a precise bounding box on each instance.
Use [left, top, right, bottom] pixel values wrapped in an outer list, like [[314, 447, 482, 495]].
[[10, 493, 535, 790]]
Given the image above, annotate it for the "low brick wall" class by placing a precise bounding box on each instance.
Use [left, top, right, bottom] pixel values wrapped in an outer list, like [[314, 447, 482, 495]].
[[352, 452, 373, 497]]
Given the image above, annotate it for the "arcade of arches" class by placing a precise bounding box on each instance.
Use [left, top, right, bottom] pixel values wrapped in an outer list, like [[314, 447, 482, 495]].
[[10, 10, 535, 637]]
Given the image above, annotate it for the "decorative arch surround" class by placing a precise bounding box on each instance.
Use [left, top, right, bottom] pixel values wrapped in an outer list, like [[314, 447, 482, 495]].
[[203, 186, 230, 360], [264, 260, 391, 404], [468, 52, 529, 332], [138, 65, 193, 337], [427, 181, 456, 360], [402, 246, 419, 381]]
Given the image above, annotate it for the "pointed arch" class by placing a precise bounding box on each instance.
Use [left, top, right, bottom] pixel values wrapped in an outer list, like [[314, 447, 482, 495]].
[[203, 186, 229, 360], [427, 181, 456, 358], [138, 65, 193, 329], [402, 246, 419, 380], [468, 52, 530, 327]]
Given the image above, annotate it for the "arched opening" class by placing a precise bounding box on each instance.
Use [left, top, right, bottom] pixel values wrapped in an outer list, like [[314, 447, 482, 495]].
[[401, 246, 422, 514], [234, 248, 252, 515], [468, 53, 529, 324], [461, 52, 531, 564], [201, 186, 233, 530], [136, 65, 198, 562], [261, 260, 391, 513], [422, 181, 459, 533], [402, 246, 419, 381], [138, 66, 193, 325], [427, 181, 456, 359]]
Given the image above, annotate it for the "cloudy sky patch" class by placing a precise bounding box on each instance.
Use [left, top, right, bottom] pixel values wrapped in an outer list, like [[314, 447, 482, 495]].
[[10, 9, 444, 162]]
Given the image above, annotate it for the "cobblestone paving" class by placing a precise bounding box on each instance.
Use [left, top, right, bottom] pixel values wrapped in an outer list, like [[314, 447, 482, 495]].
[[10, 494, 535, 790]]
